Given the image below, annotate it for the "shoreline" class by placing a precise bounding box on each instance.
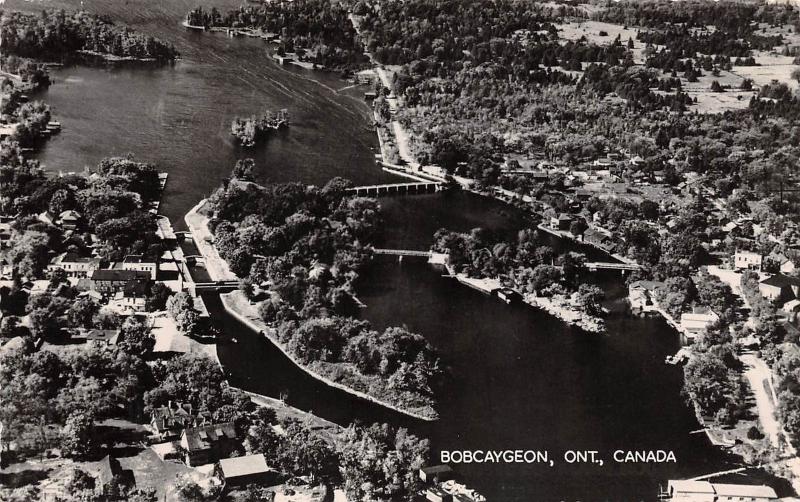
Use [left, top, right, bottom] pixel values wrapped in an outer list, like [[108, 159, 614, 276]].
[[184, 198, 437, 420], [220, 290, 438, 422], [435, 260, 606, 334]]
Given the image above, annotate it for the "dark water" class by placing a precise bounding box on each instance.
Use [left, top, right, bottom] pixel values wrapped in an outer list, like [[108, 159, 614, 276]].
[[6, 0, 747, 498], [10, 0, 395, 227]]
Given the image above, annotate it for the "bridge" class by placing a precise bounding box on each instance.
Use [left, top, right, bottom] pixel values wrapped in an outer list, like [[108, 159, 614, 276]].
[[584, 262, 642, 272], [192, 280, 240, 291], [347, 181, 442, 197], [373, 248, 432, 257]]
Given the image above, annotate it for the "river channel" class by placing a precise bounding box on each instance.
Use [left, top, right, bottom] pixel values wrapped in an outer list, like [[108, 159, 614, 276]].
[[7, 0, 750, 498]]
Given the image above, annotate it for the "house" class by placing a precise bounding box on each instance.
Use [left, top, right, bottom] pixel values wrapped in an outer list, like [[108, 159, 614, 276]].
[[122, 255, 158, 280], [426, 487, 453, 502], [218, 454, 277, 487], [680, 308, 720, 336], [180, 422, 239, 467], [628, 280, 664, 312], [759, 274, 800, 302], [711, 483, 777, 501], [114, 275, 150, 311], [86, 329, 120, 346], [91, 269, 151, 295], [420, 465, 455, 484], [734, 251, 762, 270], [583, 228, 613, 250], [551, 213, 572, 231], [47, 253, 101, 278], [150, 402, 208, 440], [57, 210, 82, 229], [783, 299, 800, 314]]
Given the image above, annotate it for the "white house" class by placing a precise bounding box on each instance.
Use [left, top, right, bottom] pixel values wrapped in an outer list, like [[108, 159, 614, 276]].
[[680, 308, 720, 337], [121, 255, 158, 280], [734, 251, 762, 271]]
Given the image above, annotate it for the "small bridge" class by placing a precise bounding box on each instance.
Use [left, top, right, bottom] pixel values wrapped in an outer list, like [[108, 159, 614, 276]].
[[373, 248, 432, 257], [347, 181, 442, 197], [585, 262, 642, 272], [192, 281, 240, 291]]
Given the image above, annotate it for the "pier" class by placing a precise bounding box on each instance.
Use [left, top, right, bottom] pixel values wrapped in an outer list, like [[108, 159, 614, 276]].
[[347, 181, 442, 197]]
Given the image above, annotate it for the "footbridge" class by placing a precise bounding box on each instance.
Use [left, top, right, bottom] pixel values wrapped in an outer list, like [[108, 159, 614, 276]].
[[192, 280, 240, 291], [347, 181, 442, 197], [373, 248, 432, 257], [585, 262, 642, 272]]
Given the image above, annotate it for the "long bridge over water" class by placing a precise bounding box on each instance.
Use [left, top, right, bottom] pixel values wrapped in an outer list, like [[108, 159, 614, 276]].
[[584, 262, 642, 272], [347, 181, 442, 197], [373, 248, 432, 257]]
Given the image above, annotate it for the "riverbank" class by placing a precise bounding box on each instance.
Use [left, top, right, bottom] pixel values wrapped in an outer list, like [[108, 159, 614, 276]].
[[220, 290, 439, 421], [435, 260, 606, 334]]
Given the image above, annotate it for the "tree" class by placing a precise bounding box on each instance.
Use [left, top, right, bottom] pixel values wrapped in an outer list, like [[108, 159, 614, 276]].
[[61, 412, 98, 459], [338, 423, 428, 502], [167, 292, 200, 335], [67, 297, 100, 330], [232, 158, 256, 181], [575, 284, 604, 316], [118, 317, 155, 357], [145, 282, 172, 312]]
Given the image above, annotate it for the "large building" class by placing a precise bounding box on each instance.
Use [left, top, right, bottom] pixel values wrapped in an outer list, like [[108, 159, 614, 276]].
[[734, 251, 762, 271], [121, 254, 158, 280], [665, 480, 776, 502], [91, 269, 151, 295], [759, 274, 800, 302], [48, 253, 101, 278]]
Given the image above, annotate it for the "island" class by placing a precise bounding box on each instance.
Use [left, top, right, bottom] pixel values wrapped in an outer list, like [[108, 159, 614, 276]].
[[197, 170, 441, 420]]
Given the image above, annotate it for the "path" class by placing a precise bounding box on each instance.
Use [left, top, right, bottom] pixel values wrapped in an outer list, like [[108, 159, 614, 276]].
[[740, 352, 781, 448], [184, 199, 238, 283]]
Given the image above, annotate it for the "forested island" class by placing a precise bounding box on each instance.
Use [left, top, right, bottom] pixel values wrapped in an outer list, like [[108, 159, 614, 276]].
[[185, 1, 369, 72], [206, 167, 441, 419], [0, 9, 178, 61], [230, 110, 288, 147]]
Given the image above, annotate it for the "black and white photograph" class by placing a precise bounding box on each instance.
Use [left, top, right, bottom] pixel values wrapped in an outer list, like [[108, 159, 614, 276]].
[[1, 0, 800, 500]]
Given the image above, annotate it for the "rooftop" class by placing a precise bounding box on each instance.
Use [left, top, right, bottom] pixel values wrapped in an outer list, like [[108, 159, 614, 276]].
[[182, 422, 237, 452], [219, 453, 271, 479], [91, 269, 151, 282], [761, 274, 800, 288]]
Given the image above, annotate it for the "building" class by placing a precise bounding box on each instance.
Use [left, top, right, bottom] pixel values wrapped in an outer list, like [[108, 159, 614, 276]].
[[420, 465, 456, 484], [47, 253, 101, 278], [91, 269, 151, 295], [180, 422, 239, 466], [759, 274, 800, 302], [680, 308, 720, 336], [218, 454, 277, 487], [426, 487, 453, 502], [150, 402, 208, 440], [122, 254, 158, 280], [86, 329, 121, 346], [583, 228, 614, 251], [734, 251, 763, 271], [628, 280, 664, 312], [95, 455, 133, 496], [57, 210, 82, 230], [664, 480, 777, 502], [551, 213, 572, 231]]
